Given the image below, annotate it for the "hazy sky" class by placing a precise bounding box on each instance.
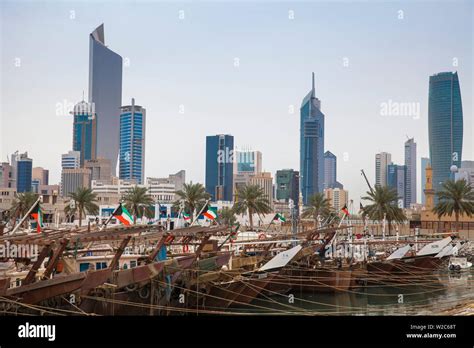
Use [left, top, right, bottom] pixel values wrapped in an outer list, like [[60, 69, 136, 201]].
[[1, 0, 473, 209]]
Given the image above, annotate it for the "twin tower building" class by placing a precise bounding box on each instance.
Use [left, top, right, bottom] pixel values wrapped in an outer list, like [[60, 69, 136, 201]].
[[70, 24, 145, 187]]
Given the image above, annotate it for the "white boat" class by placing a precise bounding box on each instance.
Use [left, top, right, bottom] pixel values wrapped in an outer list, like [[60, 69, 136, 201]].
[[448, 257, 472, 271]]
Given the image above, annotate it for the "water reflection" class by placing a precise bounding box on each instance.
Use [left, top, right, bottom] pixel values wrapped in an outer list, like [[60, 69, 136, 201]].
[[236, 269, 473, 315]]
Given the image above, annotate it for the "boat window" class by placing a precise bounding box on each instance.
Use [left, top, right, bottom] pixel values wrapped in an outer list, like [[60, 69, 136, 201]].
[[79, 263, 90, 272], [130, 260, 137, 268], [95, 262, 107, 270]]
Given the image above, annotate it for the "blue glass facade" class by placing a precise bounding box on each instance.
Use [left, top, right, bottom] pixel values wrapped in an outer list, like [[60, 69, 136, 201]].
[[387, 164, 406, 207], [237, 151, 256, 173], [17, 159, 32, 193], [72, 101, 96, 166], [428, 72, 463, 196], [89, 24, 122, 175], [300, 73, 325, 204], [119, 99, 146, 184], [205, 135, 234, 201]]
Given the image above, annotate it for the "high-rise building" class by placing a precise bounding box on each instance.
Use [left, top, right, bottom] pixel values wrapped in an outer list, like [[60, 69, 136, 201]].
[[32, 167, 49, 194], [89, 24, 123, 175], [404, 138, 417, 206], [387, 164, 406, 208], [276, 169, 299, 205], [71, 100, 97, 166], [235, 150, 262, 174], [84, 158, 112, 182], [375, 152, 392, 187], [300, 73, 325, 204], [0, 162, 14, 188], [324, 188, 348, 213], [15, 152, 32, 193], [61, 168, 91, 197], [61, 151, 81, 169], [32, 167, 49, 186], [428, 72, 463, 196], [421, 157, 430, 205], [119, 98, 146, 184], [323, 151, 343, 189], [205, 134, 234, 201], [324, 151, 336, 189], [249, 172, 273, 207]]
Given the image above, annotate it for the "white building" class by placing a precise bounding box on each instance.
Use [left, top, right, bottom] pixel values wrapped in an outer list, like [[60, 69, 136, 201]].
[[375, 152, 392, 187]]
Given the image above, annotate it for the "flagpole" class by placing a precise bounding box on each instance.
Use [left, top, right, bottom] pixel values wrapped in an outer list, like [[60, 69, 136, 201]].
[[10, 197, 41, 236], [101, 203, 120, 230], [190, 199, 210, 227]]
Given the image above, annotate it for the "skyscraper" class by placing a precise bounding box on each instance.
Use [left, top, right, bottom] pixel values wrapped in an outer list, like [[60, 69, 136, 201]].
[[300, 73, 325, 204], [375, 152, 392, 187], [72, 100, 97, 166], [324, 151, 336, 189], [404, 138, 417, 207], [428, 72, 463, 196], [15, 152, 32, 193], [387, 164, 406, 208], [89, 24, 123, 175], [61, 151, 81, 169], [206, 134, 234, 201], [119, 98, 146, 184], [421, 157, 430, 205]]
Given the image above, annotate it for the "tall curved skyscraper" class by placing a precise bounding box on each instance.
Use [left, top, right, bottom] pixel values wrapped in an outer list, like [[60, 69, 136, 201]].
[[89, 24, 123, 175], [428, 71, 463, 196], [300, 73, 325, 204]]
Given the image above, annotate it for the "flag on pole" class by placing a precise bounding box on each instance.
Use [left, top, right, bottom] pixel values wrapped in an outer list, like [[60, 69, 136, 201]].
[[273, 213, 286, 222], [182, 212, 191, 221], [341, 204, 349, 216], [30, 201, 42, 233], [112, 203, 133, 226], [201, 204, 217, 220]]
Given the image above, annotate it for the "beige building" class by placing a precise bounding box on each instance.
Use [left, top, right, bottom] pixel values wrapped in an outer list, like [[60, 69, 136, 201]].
[[249, 172, 273, 207], [32, 167, 49, 185], [421, 165, 474, 237], [84, 158, 111, 181], [324, 187, 349, 212], [61, 168, 91, 197]]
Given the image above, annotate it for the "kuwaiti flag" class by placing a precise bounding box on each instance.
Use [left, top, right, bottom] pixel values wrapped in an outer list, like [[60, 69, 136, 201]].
[[182, 212, 191, 221], [341, 204, 349, 216], [30, 201, 43, 233], [201, 205, 217, 220], [273, 213, 286, 222], [112, 203, 133, 226]]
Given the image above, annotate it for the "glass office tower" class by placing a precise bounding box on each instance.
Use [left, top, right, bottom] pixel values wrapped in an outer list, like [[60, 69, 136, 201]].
[[206, 135, 234, 201], [300, 73, 325, 204], [89, 24, 122, 175], [428, 72, 463, 196]]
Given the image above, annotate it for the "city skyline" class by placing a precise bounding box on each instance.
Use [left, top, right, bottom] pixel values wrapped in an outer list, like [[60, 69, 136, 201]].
[[1, 1, 473, 207]]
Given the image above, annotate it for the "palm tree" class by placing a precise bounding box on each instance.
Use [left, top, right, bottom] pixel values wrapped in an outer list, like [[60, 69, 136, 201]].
[[302, 193, 331, 228], [362, 186, 406, 236], [122, 186, 154, 224], [174, 182, 210, 222], [432, 179, 474, 232], [218, 207, 237, 228], [66, 188, 99, 227], [11, 192, 39, 228], [233, 184, 271, 231]]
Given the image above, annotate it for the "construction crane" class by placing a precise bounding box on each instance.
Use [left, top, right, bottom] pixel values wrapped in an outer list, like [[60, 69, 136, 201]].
[[360, 169, 374, 194]]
